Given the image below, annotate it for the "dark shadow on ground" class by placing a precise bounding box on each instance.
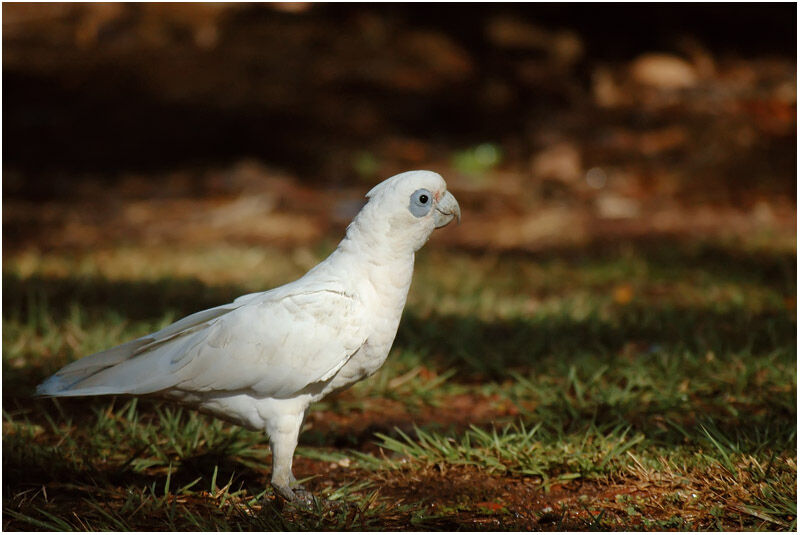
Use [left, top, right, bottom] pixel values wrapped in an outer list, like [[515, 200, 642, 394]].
[[397, 305, 795, 378], [446, 235, 797, 292]]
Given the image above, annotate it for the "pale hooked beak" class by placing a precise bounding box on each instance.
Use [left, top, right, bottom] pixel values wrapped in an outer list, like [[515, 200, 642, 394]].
[[433, 190, 461, 228]]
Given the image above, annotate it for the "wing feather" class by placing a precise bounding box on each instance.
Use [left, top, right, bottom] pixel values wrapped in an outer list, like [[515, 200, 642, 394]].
[[37, 286, 366, 400], [172, 289, 366, 397]]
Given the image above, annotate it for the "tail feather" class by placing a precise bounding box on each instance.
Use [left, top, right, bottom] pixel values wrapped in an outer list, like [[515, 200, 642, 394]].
[[35, 300, 245, 398], [35, 338, 150, 396]]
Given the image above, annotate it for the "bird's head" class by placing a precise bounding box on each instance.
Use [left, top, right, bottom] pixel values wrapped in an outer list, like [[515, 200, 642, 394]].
[[353, 170, 461, 254]]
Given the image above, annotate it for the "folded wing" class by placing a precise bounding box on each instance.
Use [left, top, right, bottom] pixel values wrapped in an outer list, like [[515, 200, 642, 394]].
[[36, 287, 366, 399]]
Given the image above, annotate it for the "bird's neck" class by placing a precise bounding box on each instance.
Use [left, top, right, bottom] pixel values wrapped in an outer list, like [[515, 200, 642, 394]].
[[328, 227, 416, 285], [308, 213, 418, 303]]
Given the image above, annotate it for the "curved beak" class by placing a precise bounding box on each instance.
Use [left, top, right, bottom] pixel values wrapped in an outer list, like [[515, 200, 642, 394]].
[[434, 190, 461, 228]]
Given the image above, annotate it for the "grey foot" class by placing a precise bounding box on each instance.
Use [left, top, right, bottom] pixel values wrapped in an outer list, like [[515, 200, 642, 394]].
[[272, 482, 316, 510]]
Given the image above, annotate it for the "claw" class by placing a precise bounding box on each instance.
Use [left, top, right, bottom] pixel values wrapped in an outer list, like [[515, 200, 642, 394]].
[[272, 482, 316, 510], [290, 487, 316, 510]]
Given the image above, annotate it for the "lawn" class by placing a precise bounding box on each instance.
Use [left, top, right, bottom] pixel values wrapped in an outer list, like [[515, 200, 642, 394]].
[[2, 234, 796, 530]]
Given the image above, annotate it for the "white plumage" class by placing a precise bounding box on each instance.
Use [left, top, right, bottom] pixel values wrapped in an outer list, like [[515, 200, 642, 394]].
[[36, 170, 460, 503]]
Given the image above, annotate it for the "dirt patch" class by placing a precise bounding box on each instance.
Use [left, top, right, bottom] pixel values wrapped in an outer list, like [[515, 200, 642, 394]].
[[297, 464, 710, 531], [306, 392, 522, 451]]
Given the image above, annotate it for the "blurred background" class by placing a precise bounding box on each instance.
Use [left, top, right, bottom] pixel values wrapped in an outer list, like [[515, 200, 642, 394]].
[[3, 5, 797, 530], [3, 3, 796, 253]]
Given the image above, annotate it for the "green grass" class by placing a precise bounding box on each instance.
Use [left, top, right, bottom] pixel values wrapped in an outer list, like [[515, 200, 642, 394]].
[[3, 235, 796, 530]]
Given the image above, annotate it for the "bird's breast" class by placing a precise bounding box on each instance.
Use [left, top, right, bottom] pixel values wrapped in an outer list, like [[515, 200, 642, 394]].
[[322, 261, 412, 394]]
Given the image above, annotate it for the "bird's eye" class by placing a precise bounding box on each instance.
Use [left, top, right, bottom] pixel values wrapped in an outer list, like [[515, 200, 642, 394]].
[[409, 189, 433, 218]]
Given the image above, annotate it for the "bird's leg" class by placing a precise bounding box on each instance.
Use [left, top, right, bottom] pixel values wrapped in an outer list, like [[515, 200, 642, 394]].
[[268, 413, 313, 507]]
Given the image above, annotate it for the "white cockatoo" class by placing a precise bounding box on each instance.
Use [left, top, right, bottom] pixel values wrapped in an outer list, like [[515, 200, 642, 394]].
[[36, 170, 460, 504]]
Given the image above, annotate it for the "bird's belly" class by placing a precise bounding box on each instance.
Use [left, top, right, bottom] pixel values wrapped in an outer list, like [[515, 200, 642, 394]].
[[165, 391, 315, 432]]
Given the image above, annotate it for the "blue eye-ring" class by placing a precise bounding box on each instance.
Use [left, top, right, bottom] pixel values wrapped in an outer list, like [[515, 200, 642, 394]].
[[409, 189, 433, 217]]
